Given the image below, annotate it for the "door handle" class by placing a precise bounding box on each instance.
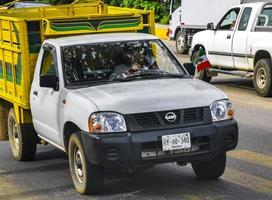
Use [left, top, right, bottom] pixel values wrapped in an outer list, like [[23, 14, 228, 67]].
[[227, 34, 231, 39], [33, 91, 38, 96]]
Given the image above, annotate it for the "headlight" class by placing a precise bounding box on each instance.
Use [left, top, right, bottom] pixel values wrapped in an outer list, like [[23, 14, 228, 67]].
[[89, 112, 127, 133], [210, 100, 234, 122]]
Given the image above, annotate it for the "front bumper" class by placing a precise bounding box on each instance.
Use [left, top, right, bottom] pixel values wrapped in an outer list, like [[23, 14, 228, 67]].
[[80, 119, 238, 167]]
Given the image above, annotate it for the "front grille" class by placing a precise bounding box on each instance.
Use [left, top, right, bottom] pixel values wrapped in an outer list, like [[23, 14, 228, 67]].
[[126, 107, 210, 132], [134, 113, 160, 127], [184, 107, 203, 123], [187, 35, 193, 46]]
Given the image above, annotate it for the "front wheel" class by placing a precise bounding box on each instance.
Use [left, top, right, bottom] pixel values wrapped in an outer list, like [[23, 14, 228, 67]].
[[192, 153, 226, 180], [8, 108, 37, 161], [191, 50, 212, 83], [176, 30, 188, 54], [253, 58, 272, 97], [68, 133, 104, 195]]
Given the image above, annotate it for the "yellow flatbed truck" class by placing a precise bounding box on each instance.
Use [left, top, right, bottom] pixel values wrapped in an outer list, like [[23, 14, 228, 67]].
[[0, 0, 155, 140]]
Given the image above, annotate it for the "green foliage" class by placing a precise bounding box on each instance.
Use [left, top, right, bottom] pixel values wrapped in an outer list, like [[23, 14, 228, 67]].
[[0, 0, 170, 24], [107, 0, 170, 24]]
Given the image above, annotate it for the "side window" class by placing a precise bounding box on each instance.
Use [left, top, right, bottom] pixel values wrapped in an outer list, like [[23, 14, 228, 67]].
[[218, 8, 240, 30], [171, 0, 181, 13], [258, 7, 272, 26], [238, 7, 252, 31], [7, 4, 15, 9], [40, 48, 57, 77]]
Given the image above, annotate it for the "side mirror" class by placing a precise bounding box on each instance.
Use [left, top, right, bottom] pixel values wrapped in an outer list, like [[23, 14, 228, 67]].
[[40, 75, 58, 90], [183, 63, 195, 76], [207, 22, 215, 30], [257, 15, 269, 27]]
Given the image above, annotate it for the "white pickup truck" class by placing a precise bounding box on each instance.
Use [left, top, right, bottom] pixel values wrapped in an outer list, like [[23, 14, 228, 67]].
[[9, 33, 238, 194], [190, 2, 272, 97]]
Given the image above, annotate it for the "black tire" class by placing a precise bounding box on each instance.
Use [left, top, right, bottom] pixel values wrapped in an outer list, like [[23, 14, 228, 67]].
[[68, 133, 104, 195], [0, 102, 9, 141], [192, 50, 212, 83], [8, 108, 37, 161], [192, 153, 226, 180], [176, 30, 188, 54], [253, 58, 272, 97]]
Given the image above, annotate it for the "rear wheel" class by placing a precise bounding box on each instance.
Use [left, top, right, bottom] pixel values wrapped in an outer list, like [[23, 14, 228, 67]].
[[0, 102, 9, 141], [176, 30, 188, 54], [8, 108, 37, 161], [192, 50, 212, 83], [69, 133, 104, 194], [253, 58, 272, 97], [192, 153, 226, 180]]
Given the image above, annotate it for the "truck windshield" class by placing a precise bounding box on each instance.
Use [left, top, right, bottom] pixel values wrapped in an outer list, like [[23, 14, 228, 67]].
[[62, 39, 185, 87]]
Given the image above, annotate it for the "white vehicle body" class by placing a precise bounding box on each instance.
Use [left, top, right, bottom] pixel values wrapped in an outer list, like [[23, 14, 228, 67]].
[[23, 32, 239, 194], [169, 0, 271, 54], [30, 33, 228, 150], [190, 2, 272, 97]]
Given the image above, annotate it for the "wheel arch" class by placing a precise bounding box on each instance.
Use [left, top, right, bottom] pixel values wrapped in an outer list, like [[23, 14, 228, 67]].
[[254, 50, 271, 67], [0, 99, 12, 141], [174, 27, 181, 40], [190, 44, 206, 61], [63, 121, 81, 152]]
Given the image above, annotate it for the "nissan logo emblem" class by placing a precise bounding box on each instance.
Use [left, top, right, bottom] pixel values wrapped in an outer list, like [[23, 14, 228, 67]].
[[165, 112, 177, 122]]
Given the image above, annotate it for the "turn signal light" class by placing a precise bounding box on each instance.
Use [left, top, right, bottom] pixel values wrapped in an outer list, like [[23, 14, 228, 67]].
[[89, 117, 102, 133], [228, 109, 235, 118]]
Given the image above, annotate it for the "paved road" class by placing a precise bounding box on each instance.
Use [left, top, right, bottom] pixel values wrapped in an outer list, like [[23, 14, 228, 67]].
[[0, 41, 272, 200]]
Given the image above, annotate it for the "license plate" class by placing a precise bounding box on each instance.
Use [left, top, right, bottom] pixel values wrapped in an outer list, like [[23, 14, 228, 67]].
[[162, 133, 191, 151]]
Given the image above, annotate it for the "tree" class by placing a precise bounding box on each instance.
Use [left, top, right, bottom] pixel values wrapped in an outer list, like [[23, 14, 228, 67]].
[[107, 0, 170, 24]]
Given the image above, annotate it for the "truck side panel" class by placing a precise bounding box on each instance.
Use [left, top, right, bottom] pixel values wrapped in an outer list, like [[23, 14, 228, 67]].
[[0, 19, 30, 109]]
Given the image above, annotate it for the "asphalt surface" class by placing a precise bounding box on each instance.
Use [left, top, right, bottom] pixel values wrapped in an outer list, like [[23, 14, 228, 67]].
[[0, 41, 272, 200]]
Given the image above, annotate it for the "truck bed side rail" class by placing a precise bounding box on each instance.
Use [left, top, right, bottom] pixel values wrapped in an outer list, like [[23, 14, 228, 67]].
[[108, 6, 155, 35], [42, 14, 143, 36]]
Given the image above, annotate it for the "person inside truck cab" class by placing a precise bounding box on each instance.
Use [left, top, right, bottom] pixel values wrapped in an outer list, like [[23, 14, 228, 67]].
[[124, 43, 158, 75], [126, 50, 143, 74], [218, 8, 240, 30], [230, 20, 236, 30]]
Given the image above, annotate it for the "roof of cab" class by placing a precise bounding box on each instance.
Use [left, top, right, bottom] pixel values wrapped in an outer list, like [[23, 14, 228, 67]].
[[46, 33, 159, 47], [235, 1, 269, 8]]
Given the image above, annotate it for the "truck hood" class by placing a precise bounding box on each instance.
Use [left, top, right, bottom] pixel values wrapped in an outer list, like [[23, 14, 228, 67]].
[[75, 79, 226, 114]]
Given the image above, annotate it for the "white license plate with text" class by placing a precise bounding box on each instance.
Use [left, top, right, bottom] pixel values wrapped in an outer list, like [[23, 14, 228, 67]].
[[162, 133, 191, 151]]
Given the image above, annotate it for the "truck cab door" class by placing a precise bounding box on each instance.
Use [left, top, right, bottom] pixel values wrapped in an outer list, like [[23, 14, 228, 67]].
[[30, 44, 61, 145], [232, 7, 252, 70], [209, 8, 240, 68], [169, 0, 182, 39]]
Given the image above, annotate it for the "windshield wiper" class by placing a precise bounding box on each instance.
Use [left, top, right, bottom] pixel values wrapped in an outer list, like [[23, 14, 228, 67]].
[[111, 70, 188, 82]]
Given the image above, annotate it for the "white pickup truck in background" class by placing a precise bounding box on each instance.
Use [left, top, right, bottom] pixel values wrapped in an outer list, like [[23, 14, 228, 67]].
[[169, 0, 271, 54], [190, 2, 272, 97]]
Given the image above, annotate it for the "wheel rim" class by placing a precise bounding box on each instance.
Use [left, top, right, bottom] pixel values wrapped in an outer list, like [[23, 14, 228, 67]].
[[73, 146, 84, 183], [177, 34, 185, 51], [256, 66, 267, 90], [11, 117, 19, 151]]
